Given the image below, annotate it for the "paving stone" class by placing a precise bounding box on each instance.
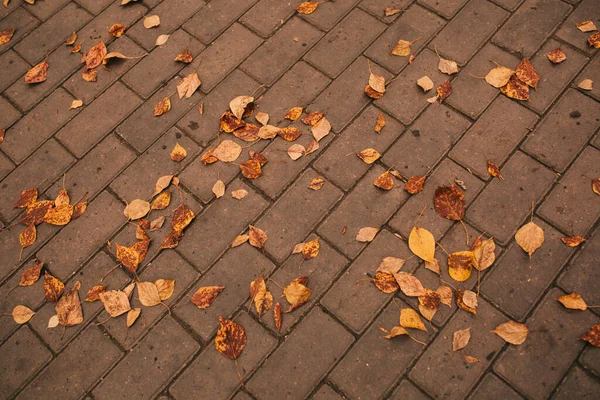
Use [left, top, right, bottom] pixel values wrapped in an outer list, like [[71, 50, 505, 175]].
[[14, 3, 92, 64], [329, 301, 431, 399], [176, 69, 261, 146], [312, 384, 345, 399], [365, 4, 445, 74], [240, 17, 322, 85], [305, 9, 385, 78], [122, 29, 204, 98], [0, 139, 75, 222], [56, 82, 142, 157], [127, 0, 205, 51], [523, 90, 599, 172], [430, 0, 508, 66], [469, 373, 522, 400], [0, 51, 29, 92], [177, 180, 269, 271], [28, 251, 129, 352], [0, 95, 22, 130], [255, 61, 330, 126], [253, 122, 333, 199], [388, 158, 484, 240], [376, 49, 450, 125], [104, 250, 198, 349], [256, 234, 348, 333], [0, 8, 38, 56], [576, 55, 600, 102], [19, 325, 122, 400], [538, 146, 600, 235], [181, 23, 263, 93], [170, 312, 276, 398], [388, 379, 430, 400], [445, 43, 521, 118], [174, 244, 275, 340], [492, 0, 571, 57], [318, 165, 408, 258], [558, 226, 600, 306], [311, 56, 392, 132], [239, 0, 297, 37], [37, 191, 124, 281], [247, 307, 355, 400], [555, 0, 600, 55], [183, 0, 256, 44], [301, 0, 362, 31], [554, 367, 600, 400], [0, 0, 20, 19], [112, 127, 199, 202], [76, 0, 146, 47], [580, 346, 600, 377], [382, 103, 471, 178], [0, 326, 52, 398], [321, 230, 419, 333], [314, 106, 404, 191], [482, 219, 573, 320], [76, 0, 114, 15], [93, 316, 199, 400], [410, 299, 506, 399], [418, 0, 468, 18], [488, 0, 523, 11], [25, 0, 71, 21], [494, 288, 598, 400], [359, 0, 414, 24], [0, 152, 14, 182], [525, 41, 589, 115], [449, 96, 539, 179], [232, 391, 254, 400], [467, 152, 556, 244], [63, 36, 145, 104]]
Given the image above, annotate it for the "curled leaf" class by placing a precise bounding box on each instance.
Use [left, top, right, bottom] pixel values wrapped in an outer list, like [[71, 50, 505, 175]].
[[56, 282, 83, 327], [561, 236, 585, 247], [250, 275, 273, 316], [153, 97, 171, 116]]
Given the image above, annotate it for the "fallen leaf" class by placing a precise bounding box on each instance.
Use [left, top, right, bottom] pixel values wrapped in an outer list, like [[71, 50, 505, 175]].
[[64, 31, 77, 45], [255, 111, 269, 125], [257, 124, 279, 139], [311, 116, 331, 142], [492, 320, 528, 345], [153, 175, 173, 196], [301, 111, 324, 126], [82, 68, 97, 82], [215, 316, 247, 359], [69, 99, 83, 110], [472, 237, 496, 271], [143, 15, 160, 28], [248, 225, 267, 248], [417, 76, 434, 91], [418, 289, 441, 311], [438, 58, 458, 75], [305, 139, 319, 155], [357, 148, 381, 164], [48, 315, 59, 328], [116, 241, 146, 273], [515, 58, 539, 89], [18, 260, 43, 286], [153, 97, 171, 116], [394, 272, 426, 297], [211, 180, 225, 198], [456, 289, 477, 315], [372, 272, 399, 293], [296, 1, 318, 14], [233, 123, 261, 142], [385, 8, 402, 16], [170, 142, 187, 162], [437, 286, 453, 307], [582, 325, 600, 347], [44, 272, 65, 302], [515, 221, 544, 258], [0, 128, 4, 145], [191, 286, 225, 308], [365, 85, 384, 99], [434, 184, 465, 221], [302, 237, 320, 260], [500, 75, 529, 100], [20, 201, 53, 226], [589, 177, 600, 195], [391, 39, 417, 57], [71, 43, 81, 53], [437, 80, 452, 102], [356, 227, 379, 242], [278, 127, 303, 142], [376, 257, 405, 275], [171, 203, 195, 232], [424, 258, 441, 274], [56, 281, 83, 327], [561, 236, 585, 247], [404, 175, 426, 195], [231, 189, 248, 200], [485, 66, 514, 88], [374, 171, 394, 190], [127, 308, 141, 327], [231, 234, 250, 248], [461, 290, 478, 309], [155, 279, 175, 301], [19, 224, 36, 255], [213, 140, 242, 163], [124, 199, 150, 220], [287, 144, 305, 160], [578, 79, 593, 91], [546, 48, 566, 64], [557, 293, 588, 310], [151, 190, 171, 210], [177, 73, 201, 99], [369, 70, 386, 93], [283, 277, 311, 312], [577, 20, 597, 32], [174, 47, 193, 63], [85, 42, 107, 69], [273, 302, 283, 332], [137, 281, 161, 307], [24, 60, 49, 84], [587, 31, 600, 48], [453, 328, 471, 351], [448, 251, 475, 282], [285, 107, 303, 120], [85, 285, 106, 302], [109, 24, 126, 37], [12, 305, 35, 324], [400, 308, 427, 331], [408, 226, 435, 262], [230, 95, 254, 120], [250, 275, 273, 316], [487, 160, 504, 180], [307, 178, 325, 190], [149, 216, 166, 231], [427, 95, 439, 103], [239, 159, 262, 179], [374, 112, 386, 133], [99, 290, 131, 317]]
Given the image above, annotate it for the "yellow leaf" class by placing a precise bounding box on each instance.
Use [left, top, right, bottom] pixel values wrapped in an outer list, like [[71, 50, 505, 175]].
[[492, 320, 528, 345], [408, 226, 435, 262], [515, 221, 544, 258], [556, 293, 587, 310], [400, 308, 427, 331]]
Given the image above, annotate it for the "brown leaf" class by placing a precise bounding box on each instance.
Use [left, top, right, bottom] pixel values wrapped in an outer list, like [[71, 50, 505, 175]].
[[374, 171, 394, 190], [214, 139, 242, 162], [153, 175, 173, 196], [171, 204, 195, 232], [515, 58, 539, 89], [400, 308, 427, 331], [305, 139, 319, 155], [578, 79, 593, 91], [170, 142, 187, 162], [385, 7, 402, 16], [377, 257, 405, 274], [438, 57, 458, 75], [210, 180, 225, 199], [250, 275, 273, 316], [307, 177, 325, 190], [285, 107, 303, 120], [85, 42, 107, 69], [357, 148, 381, 164], [127, 308, 141, 327], [391, 39, 414, 57], [369, 70, 386, 93], [418, 289, 441, 311], [302, 237, 319, 260], [582, 325, 600, 347], [230, 95, 254, 120], [374, 112, 386, 133], [150, 216, 166, 231], [248, 225, 267, 248], [273, 302, 283, 332], [0, 128, 4, 145], [561, 236, 585, 247], [437, 286, 453, 307], [143, 15, 160, 28], [278, 127, 303, 142], [461, 290, 478, 309], [255, 111, 269, 126], [109, 24, 126, 37], [487, 160, 504, 180], [589, 177, 600, 195], [394, 272, 426, 297], [364, 84, 384, 99], [456, 289, 477, 315], [201, 148, 218, 164], [576, 20, 597, 32], [71, 43, 81, 53], [82, 68, 97, 82], [18, 260, 43, 286], [191, 286, 225, 309], [405, 175, 426, 195], [13, 305, 35, 324], [556, 293, 587, 311], [434, 184, 465, 221], [174, 47, 193, 63], [500, 75, 529, 100], [73, 199, 87, 218], [417, 76, 434, 92], [99, 290, 131, 317], [408, 226, 435, 262], [155, 279, 175, 301], [85, 285, 106, 302], [0, 28, 13, 46], [231, 189, 248, 200], [44, 272, 65, 302], [492, 320, 528, 345], [485, 66, 514, 88], [424, 258, 440, 274], [546, 48, 566, 64], [239, 159, 262, 179], [19, 224, 36, 253], [588, 32, 600, 48], [177, 73, 201, 99], [283, 277, 311, 312], [452, 328, 471, 351], [124, 199, 150, 220], [356, 227, 379, 242], [436, 80, 452, 102], [56, 281, 83, 327], [472, 237, 496, 271], [515, 221, 544, 258], [296, 1, 318, 14], [311, 116, 331, 142], [64, 31, 77, 45], [301, 111, 324, 126], [151, 190, 171, 210], [15, 188, 38, 208], [233, 123, 261, 142], [137, 281, 161, 306], [21, 200, 54, 226], [154, 97, 171, 116], [448, 251, 474, 282], [373, 272, 399, 293], [43, 204, 74, 226], [215, 316, 247, 359], [154, 34, 169, 46], [24, 60, 49, 84]]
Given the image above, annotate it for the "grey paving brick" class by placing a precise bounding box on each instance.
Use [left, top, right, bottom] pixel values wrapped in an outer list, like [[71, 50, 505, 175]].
[[388, 380, 430, 400], [554, 367, 600, 400], [239, 0, 296, 37], [76, 0, 114, 15], [25, 0, 71, 21], [359, 0, 414, 23], [0, 51, 29, 92], [183, 0, 256, 44], [555, 0, 600, 54], [419, 0, 468, 18], [0, 8, 38, 56], [76, 0, 146, 47], [0, 95, 22, 131], [469, 373, 522, 400], [301, 0, 362, 31], [576, 55, 600, 102], [312, 384, 345, 400]]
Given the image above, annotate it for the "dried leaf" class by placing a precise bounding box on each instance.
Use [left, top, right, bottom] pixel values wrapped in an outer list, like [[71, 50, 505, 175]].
[[278, 127, 303, 142], [154, 97, 171, 116], [177, 73, 201, 99], [546, 48, 566, 64], [71, 43, 81, 53], [356, 227, 379, 242], [391, 39, 413, 57], [231, 234, 249, 248], [376, 257, 405, 275], [170, 142, 187, 162], [250, 275, 273, 316], [394, 272, 426, 297], [437, 80, 452, 102], [380, 326, 410, 339], [487, 160, 504, 180], [85, 285, 106, 302], [273, 302, 283, 332], [212, 180, 225, 198], [417, 76, 434, 91], [472, 237, 496, 271], [434, 184, 465, 221], [590, 177, 600, 196], [373, 272, 399, 293], [287, 144, 305, 160], [582, 325, 600, 347], [400, 308, 427, 331], [461, 290, 478, 309], [21, 200, 53, 226], [588, 32, 600, 48], [171, 203, 195, 232], [0, 128, 4, 145], [312, 116, 331, 142], [174, 48, 193, 63], [248, 225, 267, 248], [405, 175, 426, 195], [448, 251, 474, 282], [124, 199, 150, 220], [82, 68, 97, 82], [230, 95, 254, 120], [500, 75, 529, 100], [365, 84, 384, 99], [301, 111, 324, 126], [456, 290, 477, 315], [409, 226, 435, 262], [109, 24, 126, 37], [69, 99, 83, 110], [64, 31, 77, 45], [308, 177, 325, 190], [418, 289, 441, 311], [215, 316, 246, 359], [578, 79, 593, 91], [485, 66, 514, 88], [285, 107, 303, 120], [369, 71, 386, 94], [18, 261, 43, 286], [12, 305, 35, 324], [437, 286, 453, 307], [438, 58, 458, 75], [515, 221, 544, 258], [255, 111, 269, 126], [24, 61, 49, 84], [151, 190, 171, 210], [257, 124, 279, 139], [48, 315, 59, 329], [576, 20, 597, 32], [150, 216, 166, 231], [155, 279, 175, 300], [231, 189, 248, 200], [44, 272, 65, 302], [557, 293, 587, 311], [305, 139, 319, 155], [515, 58, 539, 88], [374, 112, 386, 133], [357, 148, 381, 164], [561, 236, 585, 247], [296, 1, 318, 14], [156, 34, 171, 46], [233, 123, 261, 142], [214, 139, 242, 162], [424, 258, 441, 274], [385, 8, 402, 16], [153, 175, 173, 196], [302, 237, 320, 260], [127, 308, 141, 327], [240, 159, 262, 179], [374, 171, 394, 190], [452, 328, 471, 351], [492, 320, 528, 345], [143, 15, 160, 28], [85, 42, 107, 69], [19, 224, 36, 253], [136, 281, 161, 307], [191, 286, 225, 308], [283, 277, 311, 312], [56, 282, 83, 327], [99, 290, 131, 317]]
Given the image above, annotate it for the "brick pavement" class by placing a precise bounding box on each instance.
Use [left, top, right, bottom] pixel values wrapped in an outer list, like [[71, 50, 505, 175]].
[[0, 0, 599, 399]]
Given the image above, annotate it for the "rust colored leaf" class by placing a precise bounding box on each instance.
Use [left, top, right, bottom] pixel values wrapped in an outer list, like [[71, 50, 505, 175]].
[[116, 243, 141, 274], [0, 28, 15, 45], [18, 260, 43, 286], [515, 221, 544, 258], [174, 47, 193, 63], [302, 237, 320, 260], [285, 107, 303, 120], [296, 1, 318, 14], [99, 290, 131, 317], [561, 236, 585, 247], [201, 148, 218, 164], [453, 328, 471, 351], [515, 58, 539, 89], [374, 171, 394, 190], [171, 204, 195, 232], [394, 272, 426, 297], [557, 293, 588, 311], [155, 279, 175, 301], [82, 68, 97, 82], [364, 85, 384, 99], [71, 43, 81, 54], [589, 177, 600, 195], [308, 177, 325, 190], [374, 112, 386, 133], [582, 325, 600, 347], [109, 24, 126, 37], [273, 302, 283, 332], [170, 142, 187, 162], [248, 225, 267, 248], [85, 285, 106, 302], [434, 184, 465, 221], [85, 42, 107, 69], [278, 127, 303, 142], [357, 148, 381, 164], [154, 97, 171, 116], [177, 73, 201, 99], [55, 281, 83, 327], [0, 128, 4, 145], [151, 190, 171, 210], [250, 275, 273, 316], [404, 175, 426, 195], [240, 159, 262, 179], [373, 272, 399, 293], [21, 200, 54, 226], [448, 251, 474, 282], [233, 123, 261, 142], [492, 320, 528, 345], [400, 308, 427, 331], [159, 229, 182, 250], [301, 111, 324, 126], [418, 289, 441, 311], [44, 272, 65, 302], [546, 48, 566, 64], [215, 316, 247, 359], [487, 160, 504, 180], [500, 75, 529, 100], [15, 188, 38, 208], [24, 61, 49, 84], [283, 276, 311, 312], [588, 31, 600, 48], [231, 235, 250, 248], [191, 286, 225, 309], [19, 224, 36, 254], [436, 80, 452, 102]]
